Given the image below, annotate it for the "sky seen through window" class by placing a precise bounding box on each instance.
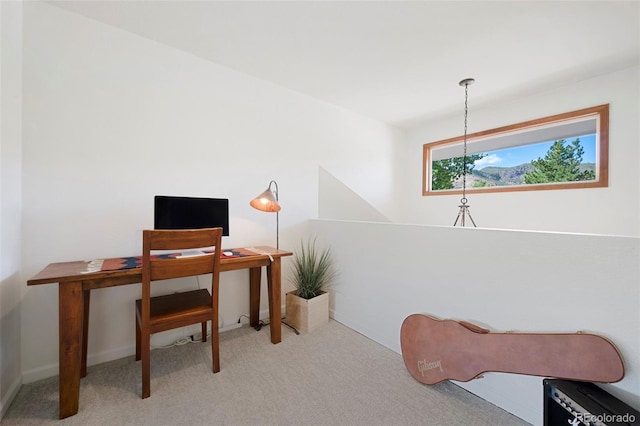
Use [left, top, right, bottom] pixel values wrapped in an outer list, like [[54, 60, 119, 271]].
[[473, 134, 596, 169]]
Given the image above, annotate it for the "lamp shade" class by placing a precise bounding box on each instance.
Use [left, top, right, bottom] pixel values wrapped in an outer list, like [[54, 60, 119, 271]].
[[250, 180, 281, 249], [250, 186, 281, 212]]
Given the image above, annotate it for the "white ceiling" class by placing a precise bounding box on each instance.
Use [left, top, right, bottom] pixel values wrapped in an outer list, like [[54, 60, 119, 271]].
[[48, 0, 640, 128]]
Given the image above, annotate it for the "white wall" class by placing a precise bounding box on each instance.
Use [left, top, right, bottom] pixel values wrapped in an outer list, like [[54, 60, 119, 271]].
[[19, 2, 403, 381], [401, 66, 640, 237], [313, 219, 640, 425], [0, 0, 23, 418], [318, 167, 391, 222]]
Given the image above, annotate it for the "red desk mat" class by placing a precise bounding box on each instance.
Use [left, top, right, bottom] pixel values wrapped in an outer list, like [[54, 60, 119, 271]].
[[99, 249, 252, 271]]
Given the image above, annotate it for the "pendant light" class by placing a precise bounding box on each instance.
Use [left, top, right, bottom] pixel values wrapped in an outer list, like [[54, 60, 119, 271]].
[[453, 78, 477, 227]]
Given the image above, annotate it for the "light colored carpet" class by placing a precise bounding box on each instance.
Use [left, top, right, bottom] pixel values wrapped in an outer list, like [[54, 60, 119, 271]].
[[2, 320, 530, 425]]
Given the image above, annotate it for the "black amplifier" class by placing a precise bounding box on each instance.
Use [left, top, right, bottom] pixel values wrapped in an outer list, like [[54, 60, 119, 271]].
[[544, 379, 639, 426]]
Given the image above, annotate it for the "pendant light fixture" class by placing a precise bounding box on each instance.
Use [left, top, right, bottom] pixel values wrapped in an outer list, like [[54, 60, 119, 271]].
[[453, 78, 477, 227]]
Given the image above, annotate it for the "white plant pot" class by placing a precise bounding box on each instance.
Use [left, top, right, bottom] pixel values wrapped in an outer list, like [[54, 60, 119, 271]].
[[285, 290, 329, 333]]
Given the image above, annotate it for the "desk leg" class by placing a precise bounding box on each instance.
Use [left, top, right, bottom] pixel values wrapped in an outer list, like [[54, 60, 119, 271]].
[[81, 289, 90, 378], [249, 267, 261, 328], [58, 281, 83, 419], [267, 258, 282, 344]]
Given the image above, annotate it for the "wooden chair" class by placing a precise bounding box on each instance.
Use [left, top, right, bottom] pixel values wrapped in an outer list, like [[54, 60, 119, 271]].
[[135, 228, 223, 398]]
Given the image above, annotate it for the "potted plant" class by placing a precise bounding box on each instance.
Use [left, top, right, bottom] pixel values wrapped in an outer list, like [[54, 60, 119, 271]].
[[285, 237, 337, 333]]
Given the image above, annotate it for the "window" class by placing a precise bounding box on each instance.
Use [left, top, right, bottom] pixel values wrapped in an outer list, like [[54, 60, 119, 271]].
[[422, 104, 609, 195]]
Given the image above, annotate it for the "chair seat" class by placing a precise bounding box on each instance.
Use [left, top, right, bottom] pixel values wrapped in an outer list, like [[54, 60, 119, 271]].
[[136, 288, 213, 332]]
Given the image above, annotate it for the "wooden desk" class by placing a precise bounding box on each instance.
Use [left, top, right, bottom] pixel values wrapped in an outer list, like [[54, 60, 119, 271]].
[[27, 246, 292, 419]]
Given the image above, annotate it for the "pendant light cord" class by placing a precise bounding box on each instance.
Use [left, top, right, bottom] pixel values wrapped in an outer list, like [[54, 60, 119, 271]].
[[462, 82, 469, 203], [453, 78, 476, 227]]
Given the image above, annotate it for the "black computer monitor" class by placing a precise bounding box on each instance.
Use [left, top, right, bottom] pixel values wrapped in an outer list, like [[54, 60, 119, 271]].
[[154, 196, 229, 236]]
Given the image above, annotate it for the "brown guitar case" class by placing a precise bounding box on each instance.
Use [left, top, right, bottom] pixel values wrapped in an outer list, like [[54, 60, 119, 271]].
[[400, 314, 624, 385]]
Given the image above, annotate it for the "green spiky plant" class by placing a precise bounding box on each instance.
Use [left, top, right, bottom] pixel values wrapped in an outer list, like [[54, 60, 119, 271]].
[[291, 238, 337, 300]]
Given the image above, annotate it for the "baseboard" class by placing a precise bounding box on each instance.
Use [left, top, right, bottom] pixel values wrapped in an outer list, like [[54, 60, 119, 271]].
[[330, 309, 398, 353], [219, 322, 242, 333], [21, 314, 263, 385], [456, 375, 540, 425], [0, 375, 22, 420], [21, 343, 135, 384]]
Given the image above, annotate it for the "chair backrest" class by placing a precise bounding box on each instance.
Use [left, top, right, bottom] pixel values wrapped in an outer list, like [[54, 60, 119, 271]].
[[142, 228, 223, 282]]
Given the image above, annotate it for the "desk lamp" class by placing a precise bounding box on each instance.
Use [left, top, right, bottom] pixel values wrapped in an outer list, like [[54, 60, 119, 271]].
[[250, 180, 281, 249]]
